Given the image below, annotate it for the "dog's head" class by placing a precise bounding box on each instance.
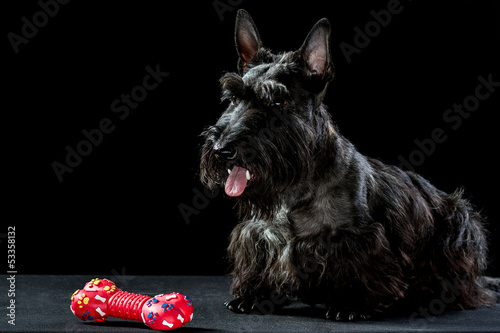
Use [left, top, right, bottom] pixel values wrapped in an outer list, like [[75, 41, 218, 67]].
[[200, 10, 335, 218]]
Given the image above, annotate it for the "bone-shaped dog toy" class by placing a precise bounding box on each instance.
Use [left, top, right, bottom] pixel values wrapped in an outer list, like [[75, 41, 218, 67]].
[[70, 278, 193, 330]]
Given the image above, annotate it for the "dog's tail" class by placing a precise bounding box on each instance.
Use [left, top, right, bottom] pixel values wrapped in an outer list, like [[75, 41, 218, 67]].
[[482, 276, 500, 302]]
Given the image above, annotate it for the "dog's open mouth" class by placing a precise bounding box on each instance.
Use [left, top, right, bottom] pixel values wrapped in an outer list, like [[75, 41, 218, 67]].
[[225, 165, 253, 197]]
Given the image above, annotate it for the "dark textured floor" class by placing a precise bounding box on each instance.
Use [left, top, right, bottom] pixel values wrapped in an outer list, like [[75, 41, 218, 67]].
[[1, 275, 499, 332]]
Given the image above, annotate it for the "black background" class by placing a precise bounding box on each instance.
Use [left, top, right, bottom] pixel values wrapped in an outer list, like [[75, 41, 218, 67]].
[[5, 0, 500, 277]]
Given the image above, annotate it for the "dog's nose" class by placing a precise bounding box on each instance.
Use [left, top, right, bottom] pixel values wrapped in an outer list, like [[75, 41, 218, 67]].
[[214, 146, 236, 160]]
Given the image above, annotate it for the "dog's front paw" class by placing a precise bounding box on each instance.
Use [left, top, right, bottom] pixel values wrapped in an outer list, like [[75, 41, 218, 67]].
[[224, 298, 264, 314], [325, 308, 372, 321]]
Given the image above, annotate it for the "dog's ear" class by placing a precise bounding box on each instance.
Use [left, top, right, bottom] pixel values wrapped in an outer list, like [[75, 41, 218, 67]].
[[235, 9, 262, 73], [299, 18, 334, 85]]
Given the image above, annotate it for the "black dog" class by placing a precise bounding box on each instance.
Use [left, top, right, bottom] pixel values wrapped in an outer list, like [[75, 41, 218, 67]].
[[200, 9, 499, 320]]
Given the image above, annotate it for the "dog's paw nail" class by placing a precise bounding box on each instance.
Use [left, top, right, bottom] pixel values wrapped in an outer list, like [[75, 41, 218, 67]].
[[327, 310, 366, 321], [326, 308, 342, 321], [225, 298, 244, 313], [250, 303, 265, 315], [237, 302, 249, 313]]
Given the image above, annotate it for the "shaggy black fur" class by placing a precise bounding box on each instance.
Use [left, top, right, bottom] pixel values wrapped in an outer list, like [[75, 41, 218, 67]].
[[199, 9, 499, 321]]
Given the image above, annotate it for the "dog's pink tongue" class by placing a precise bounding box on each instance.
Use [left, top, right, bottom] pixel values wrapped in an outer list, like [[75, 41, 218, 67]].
[[225, 166, 248, 197]]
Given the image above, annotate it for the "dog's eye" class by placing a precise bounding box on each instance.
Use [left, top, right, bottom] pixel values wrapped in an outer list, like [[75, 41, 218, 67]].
[[231, 96, 241, 106], [269, 99, 287, 109]]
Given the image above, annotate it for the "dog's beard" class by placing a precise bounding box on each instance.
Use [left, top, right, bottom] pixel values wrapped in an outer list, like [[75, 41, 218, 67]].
[[200, 114, 317, 220]]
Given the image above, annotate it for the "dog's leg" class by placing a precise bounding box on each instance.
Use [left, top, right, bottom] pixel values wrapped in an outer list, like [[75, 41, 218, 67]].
[[324, 287, 377, 322], [323, 277, 398, 322], [322, 278, 379, 321], [226, 218, 293, 314], [320, 223, 407, 321]]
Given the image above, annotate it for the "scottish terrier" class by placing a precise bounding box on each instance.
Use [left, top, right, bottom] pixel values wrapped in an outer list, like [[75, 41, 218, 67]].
[[200, 9, 499, 320]]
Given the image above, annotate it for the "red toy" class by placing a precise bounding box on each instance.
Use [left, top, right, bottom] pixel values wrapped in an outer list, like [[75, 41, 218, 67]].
[[70, 278, 193, 330]]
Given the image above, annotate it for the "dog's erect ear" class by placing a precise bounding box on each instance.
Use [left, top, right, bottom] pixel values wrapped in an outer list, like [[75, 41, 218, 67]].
[[235, 10, 262, 73], [299, 18, 334, 84]]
